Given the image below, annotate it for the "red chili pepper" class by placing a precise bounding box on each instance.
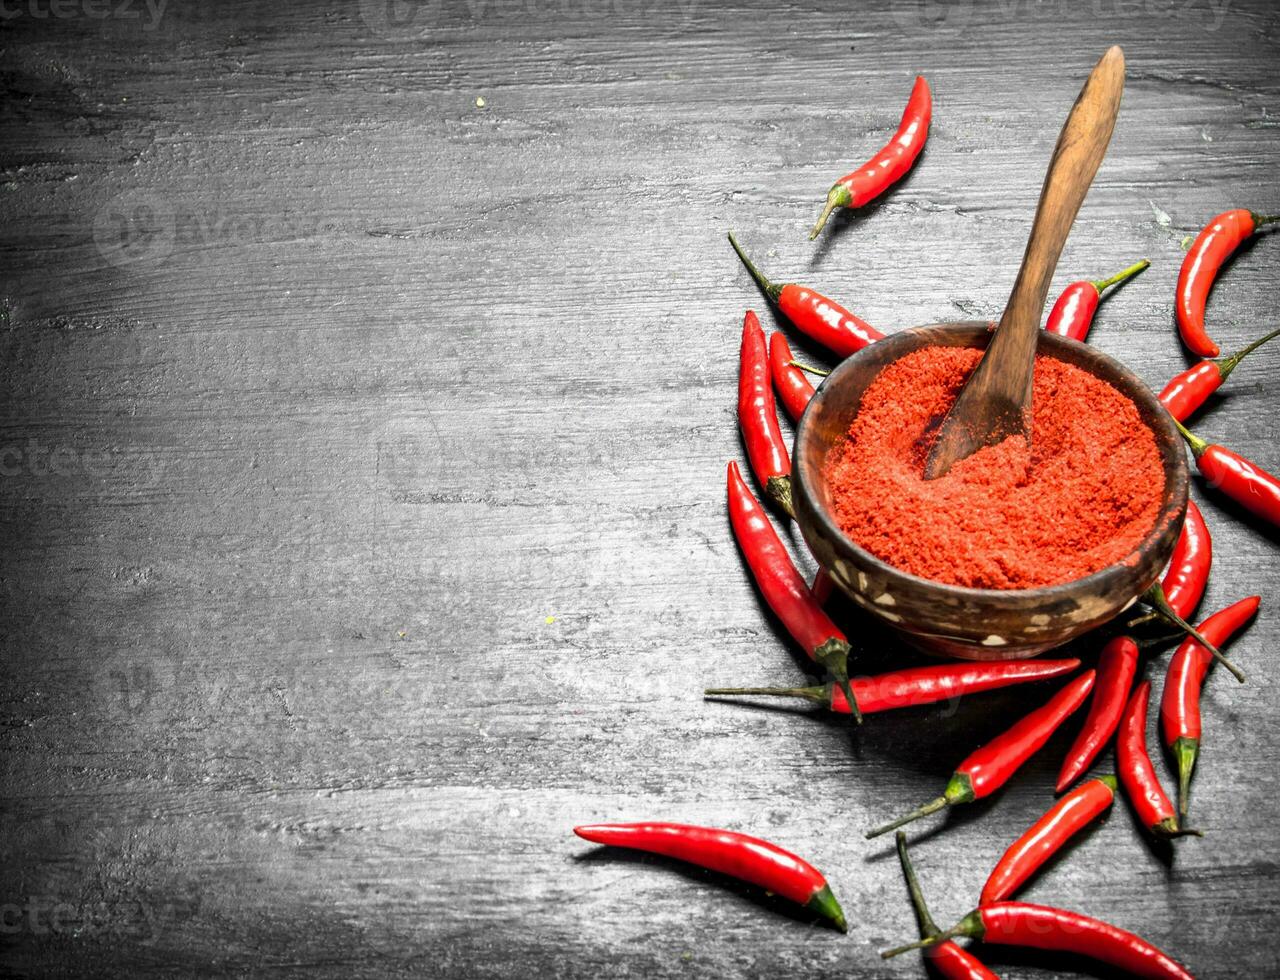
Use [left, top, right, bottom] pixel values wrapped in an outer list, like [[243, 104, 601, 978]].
[[1056, 637, 1138, 792], [896, 833, 998, 980], [1117, 681, 1200, 839], [1176, 208, 1279, 357], [1161, 499, 1211, 621], [1160, 327, 1280, 421], [738, 311, 793, 516], [1174, 418, 1280, 529], [1044, 259, 1149, 341], [866, 671, 1095, 838], [882, 902, 1194, 980], [726, 460, 858, 719], [768, 331, 816, 422], [573, 822, 847, 931], [980, 775, 1117, 906], [705, 658, 1080, 716], [728, 232, 884, 357], [1159, 595, 1260, 823], [810, 568, 834, 605], [809, 76, 932, 240]]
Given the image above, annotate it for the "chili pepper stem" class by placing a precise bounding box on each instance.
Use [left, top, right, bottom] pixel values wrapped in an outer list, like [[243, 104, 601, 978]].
[[895, 831, 941, 936], [703, 685, 829, 705], [1172, 735, 1199, 824], [764, 475, 796, 519], [1092, 258, 1150, 294], [1154, 816, 1203, 839], [866, 773, 975, 839], [1218, 326, 1280, 382], [813, 637, 861, 724], [805, 883, 848, 932], [880, 910, 984, 959], [1171, 417, 1209, 457], [809, 185, 853, 240], [1142, 584, 1245, 682], [727, 231, 783, 303], [788, 359, 830, 378], [1250, 213, 1280, 228]]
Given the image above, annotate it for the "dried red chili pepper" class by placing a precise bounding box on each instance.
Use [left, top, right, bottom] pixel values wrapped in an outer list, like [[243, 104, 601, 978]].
[[1044, 259, 1148, 341], [896, 833, 998, 980], [1176, 208, 1279, 357], [1160, 327, 1280, 421], [980, 775, 1117, 906], [1173, 417, 1280, 530], [810, 76, 932, 240], [1056, 637, 1138, 792], [1161, 500, 1211, 621], [882, 902, 1194, 980], [573, 823, 847, 931], [1160, 595, 1260, 823], [728, 232, 884, 357], [768, 332, 816, 422], [739, 311, 793, 516], [706, 658, 1080, 716], [727, 461, 858, 719], [1117, 681, 1200, 839], [866, 671, 1095, 838]]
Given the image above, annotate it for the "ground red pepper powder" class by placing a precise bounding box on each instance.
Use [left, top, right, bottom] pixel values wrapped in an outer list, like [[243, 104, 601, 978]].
[[823, 346, 1164, 589]]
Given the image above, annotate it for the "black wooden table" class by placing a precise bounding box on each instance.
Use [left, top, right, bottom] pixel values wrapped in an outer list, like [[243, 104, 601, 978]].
[[2, 1, 1278, 977]]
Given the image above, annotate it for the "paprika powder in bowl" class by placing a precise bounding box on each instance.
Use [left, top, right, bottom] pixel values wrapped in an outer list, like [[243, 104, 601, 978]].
[[791, 322, 1188, 660]]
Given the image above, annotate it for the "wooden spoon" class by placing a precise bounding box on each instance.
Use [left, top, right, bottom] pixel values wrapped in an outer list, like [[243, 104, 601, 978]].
[[924, 46, 1126, 480]]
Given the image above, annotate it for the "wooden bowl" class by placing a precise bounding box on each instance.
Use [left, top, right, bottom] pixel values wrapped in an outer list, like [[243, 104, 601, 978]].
[[792, 322, 1188, 660]]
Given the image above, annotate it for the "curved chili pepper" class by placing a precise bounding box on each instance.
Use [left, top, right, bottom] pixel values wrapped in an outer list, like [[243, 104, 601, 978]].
[[1044, 259, 1148, 341], [866, 671, 1095, 838], [1056, 637, 1138, 792], [726, 461, 858, 720], [728, 232, 884, 357], [810, 76, 932, 240], [1160, 327, 1280, 421], [896, 833, 998, 980], [1176, 208, 1279, 357], [1117, 681, 1200, 839], [810, 568, 834, 605], [1159, 595, 1260, 824], [883, 902, 1194, 980], [1174, 418, 1280, 529], [706, 657, 1080, 716], [980, 775, 1117, 906], [573, 822, 847, 931], [738, 311, 793, 516], [768, 331, 816, 422], [1161, 499, 1211, 621]]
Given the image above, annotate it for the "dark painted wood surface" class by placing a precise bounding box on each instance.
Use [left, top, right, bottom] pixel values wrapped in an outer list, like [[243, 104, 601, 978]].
[[2, 1, 1278, 976]]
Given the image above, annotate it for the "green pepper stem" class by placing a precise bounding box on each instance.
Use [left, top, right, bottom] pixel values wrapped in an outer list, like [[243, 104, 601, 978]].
[[881, 910, 983, 959], [813, 637, 861, 725], [1143, 584, 1245, 683], [765, 475, 795, 520], [727, 231, 782, 303], [703, 685, 829, 705], [1173, 736, 1199, 824], [809, 184, 852, 240], [1092, 258, 1149, 294], [1170, 416, 1209, 458], [1251, 213, 1280, 229], [895, 832, 940, 937], [866, 796, 948, 839], [788, 359, 830, 378], [1217, 326, 1280, 382]]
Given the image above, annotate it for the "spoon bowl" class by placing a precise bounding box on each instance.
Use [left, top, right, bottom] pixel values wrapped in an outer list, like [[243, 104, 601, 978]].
[[792, 322, 1188, 660]]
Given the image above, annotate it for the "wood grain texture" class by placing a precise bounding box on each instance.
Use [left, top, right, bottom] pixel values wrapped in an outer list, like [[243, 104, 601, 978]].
[[1, 1, 1278, 977]]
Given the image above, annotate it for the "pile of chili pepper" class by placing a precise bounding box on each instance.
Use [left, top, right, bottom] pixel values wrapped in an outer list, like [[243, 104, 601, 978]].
[[573, 68, 1277, 980]]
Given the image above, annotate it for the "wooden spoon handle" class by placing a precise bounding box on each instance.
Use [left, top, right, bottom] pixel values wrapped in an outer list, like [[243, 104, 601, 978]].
[[997, 44, 1126, 399]]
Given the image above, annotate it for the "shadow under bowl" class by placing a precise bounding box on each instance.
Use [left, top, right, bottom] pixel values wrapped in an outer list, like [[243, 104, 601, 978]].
[[792, 322, 1188, 660]]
